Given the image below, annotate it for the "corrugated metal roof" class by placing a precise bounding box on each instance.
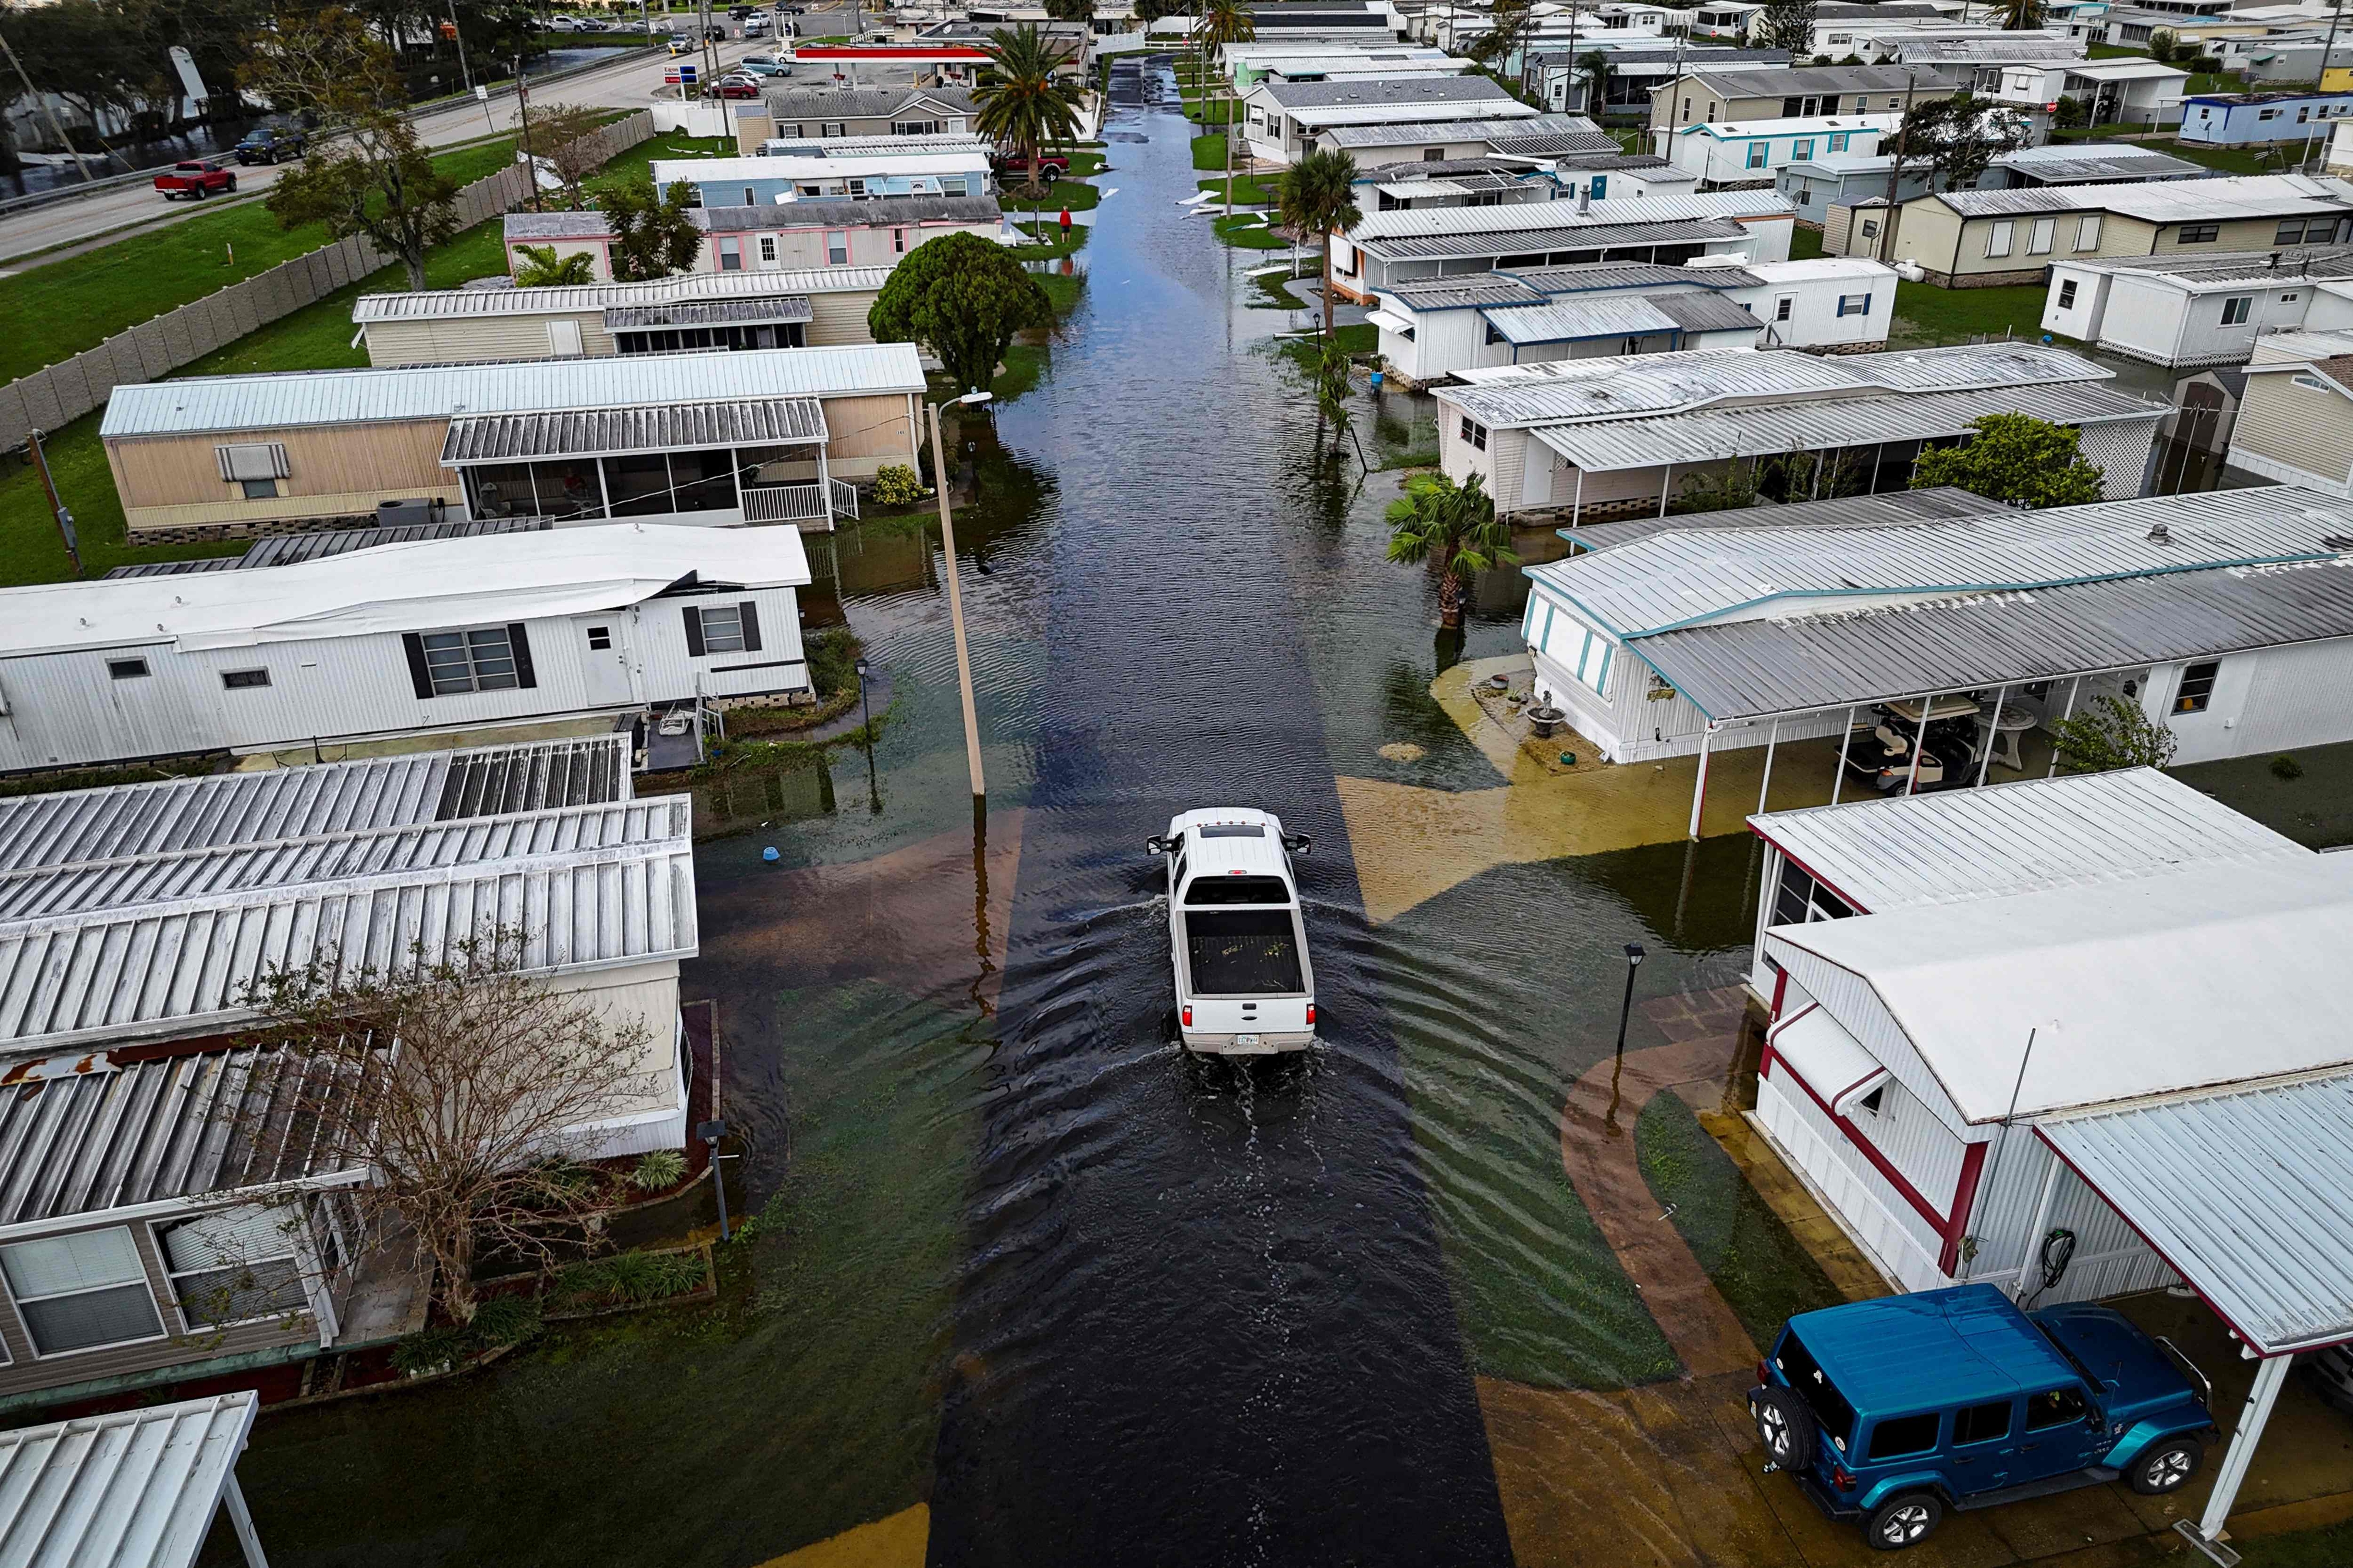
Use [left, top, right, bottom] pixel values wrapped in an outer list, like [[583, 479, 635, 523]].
[[1323, 113, 1608, 149], [1351, 189, 1792, 241], [1362, 216, 1747, 263], [1532, 480, 2321, 638], [602, 296, 815, 329], [757, 132, 990, 157], [1437, 345, 1896, 429], [1258, 74, 1516, 110], [1675, 65, 1920, 96], [696, 194, 1001, 232], [1678, 112, 1900, 139], [1622, 534, 2353, 721], [2040, 1075, 2353, 1355], [1888, 33, 2087, 61], [1531, 381, 2158, 473], [101, 345, 924, 440], [1384, 276, 1549, 309], [1484, 127, 1634, 156], [0, 738, 629, 876], [1561, 485, 2005, 551], [2054, 243, 2353, 286], [1645, 289, 1768, 333], [1994, 142, 2204, 183], [0, 1393, 261, 1568], [1748, 768, 2307, 915], [353, 269, 892, 323], [1935, 172, 2353, 222], [651, 151, 990, 185], [761, 85, 974, 119], [1479, 294, 1682, 343], [441, 395, 826, 462], [1375, 176, 1474, 199], [0, 1043, 376, 1225], [240, 518, 548, 567], [1835, 341, 2109, 392]]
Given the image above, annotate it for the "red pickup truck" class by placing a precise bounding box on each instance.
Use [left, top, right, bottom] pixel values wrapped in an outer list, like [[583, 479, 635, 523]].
[[994, 152, 1070, 184], [154, 158, 238, 201]]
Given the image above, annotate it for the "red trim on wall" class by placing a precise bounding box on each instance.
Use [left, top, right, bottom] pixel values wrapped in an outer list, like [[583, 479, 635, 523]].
[[1768, 1043, 1978, 1272]]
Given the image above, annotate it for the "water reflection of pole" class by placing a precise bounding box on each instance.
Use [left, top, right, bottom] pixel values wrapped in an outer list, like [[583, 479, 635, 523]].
[[971, 804, 995, 1017], [1672, 836, 1697, 943]]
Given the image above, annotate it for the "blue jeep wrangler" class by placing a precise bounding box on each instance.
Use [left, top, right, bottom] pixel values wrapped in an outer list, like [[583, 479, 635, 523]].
[[1748, 1284, 2215, 1551]]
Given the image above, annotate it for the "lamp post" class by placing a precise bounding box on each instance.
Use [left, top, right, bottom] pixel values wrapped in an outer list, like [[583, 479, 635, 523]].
[[929, 389, 992, 802], [854, 655, 873, 734], [697, 1119, 729, 1241], [1615, 942, 1646, 1056]]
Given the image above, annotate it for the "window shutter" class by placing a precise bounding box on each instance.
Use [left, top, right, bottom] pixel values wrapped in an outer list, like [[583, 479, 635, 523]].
[[682, 605, 706, 656], [738, 600, 762, 652], [506, 623, 536, 689], [402, 632, 434, 699]]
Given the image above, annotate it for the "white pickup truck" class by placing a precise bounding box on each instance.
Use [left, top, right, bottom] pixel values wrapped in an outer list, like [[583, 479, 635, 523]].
[[1145, 809, 1317, 1055]]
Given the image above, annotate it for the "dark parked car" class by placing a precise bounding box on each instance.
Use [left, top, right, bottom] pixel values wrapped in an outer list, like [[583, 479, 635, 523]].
[[233, 126, 308, 165], [1751, 1285, 2215, 1552]]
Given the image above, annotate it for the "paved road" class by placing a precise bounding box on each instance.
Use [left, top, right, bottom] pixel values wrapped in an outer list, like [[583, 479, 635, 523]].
[[0, 39, 766, 269]]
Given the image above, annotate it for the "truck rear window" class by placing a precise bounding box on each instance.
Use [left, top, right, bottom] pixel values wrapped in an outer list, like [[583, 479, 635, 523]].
[[1776, 1330, 1857, 1452], [1186, 909, 1304, 995], [1186, 875, 1292, 906]]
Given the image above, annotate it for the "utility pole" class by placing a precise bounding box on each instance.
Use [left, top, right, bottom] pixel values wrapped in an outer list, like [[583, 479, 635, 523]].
[[0, 29, 95, 184], [26, 429, 82, 577], [514, 54, 541, 211], [2315, 2, 2348, 171], [1877, 68, 1919, 266], [444, 9, 475, 92]]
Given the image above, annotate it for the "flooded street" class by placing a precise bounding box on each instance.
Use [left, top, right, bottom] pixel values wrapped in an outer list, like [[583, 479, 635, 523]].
[[221, 58, 1824, 1567]]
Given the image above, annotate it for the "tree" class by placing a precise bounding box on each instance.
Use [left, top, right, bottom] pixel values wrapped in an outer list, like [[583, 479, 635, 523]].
[[1751, 0, 1819, 56], [1387, 472, 1516, 631], [1896, 92, 2029, 192], [1199, 0, 1254, 214], [2050, 694, 2179, 773], [2053, 94, 2091, 130], [868, 230, 1052, 396], [1577, 49, 1614, 120], [1274, 148, 1361, 340], [973, 23, 1085, 205], [236, 929, 657, 1326], [511, 243, 597, 285], [517, 100, 610, 209], [2147, 28, 2187, 65], [1469, 0, 1535, 69], [601, 175, 702, 280], [1911, 413, 2107, 508], [1133, 0, 1187, 18], [1042, 0, 1095, 19], [1991, 0, 2044, 28], [240, 8, 458, 289]]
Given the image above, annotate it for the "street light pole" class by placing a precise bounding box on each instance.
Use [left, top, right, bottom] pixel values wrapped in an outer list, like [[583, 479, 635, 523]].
[[26, 429, 82, 577], [1614, 942, 1646, 1055], [929, 391, 992, 801]]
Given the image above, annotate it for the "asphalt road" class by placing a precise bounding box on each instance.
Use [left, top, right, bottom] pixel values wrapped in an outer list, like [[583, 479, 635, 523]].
[[0, 38, 769, 269]]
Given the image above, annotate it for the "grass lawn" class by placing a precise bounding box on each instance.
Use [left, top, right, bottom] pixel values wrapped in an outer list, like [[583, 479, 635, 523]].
[[598, 132, 735, 189], [1245, 263, 1312, 311], [0, 135, 535, 386], [2242, 1521, 2353, 1567], [2159, 138, 2294, 176], [1213, 212, 1291, 251], [1192, 132, 1228, 171], [1002, 179, 1101, 218], [1009, 221, 1092, 260], [1063, 149, 1107, 179], [1198, 172, 1277, 206], [1890, 279, 2048, 347], [1789, 225, 1825, 261]]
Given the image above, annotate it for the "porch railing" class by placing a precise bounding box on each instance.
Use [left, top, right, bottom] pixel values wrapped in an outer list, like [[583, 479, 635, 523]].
[[742, 483, 829, 523], [828, 478, 861, 520]]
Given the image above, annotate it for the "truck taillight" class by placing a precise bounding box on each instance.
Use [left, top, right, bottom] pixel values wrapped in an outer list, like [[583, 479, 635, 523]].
[[1181, 1006, 1192, 1029], [1831, 1464, 1856, 1492], [1306, 1004, 1316, 1026]]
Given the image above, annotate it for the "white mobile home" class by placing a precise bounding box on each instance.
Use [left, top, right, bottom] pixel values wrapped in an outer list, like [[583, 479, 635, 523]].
[[1240, 75, 1536, 165], [1321, 112, 1617, 169], [0, 526, 815, 773], [1658, 115, 1900, 190], [2040, 246, 2353, 366]]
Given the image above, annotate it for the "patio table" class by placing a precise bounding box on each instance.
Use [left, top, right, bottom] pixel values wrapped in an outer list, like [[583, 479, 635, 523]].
[[1978, 701, 2038, 772]]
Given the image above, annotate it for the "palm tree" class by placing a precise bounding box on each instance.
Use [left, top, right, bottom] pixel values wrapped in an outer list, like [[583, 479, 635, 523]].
[[1274, 148, 1361, 339], [1991, 0, 2044, 28], [1199, 0, 1255, 215], [509, 243, 597, 286], [974, 24, 1087, 218], [1577, 49, 1614, 122], [1386, 472, 1515, 632]]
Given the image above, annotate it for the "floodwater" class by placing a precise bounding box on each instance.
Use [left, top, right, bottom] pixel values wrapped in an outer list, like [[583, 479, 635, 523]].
[[216, 58, 1812, 1568]]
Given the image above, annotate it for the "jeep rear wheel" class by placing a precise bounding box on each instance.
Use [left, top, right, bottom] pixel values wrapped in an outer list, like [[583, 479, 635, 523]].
[[1865, 1492, 1942, 1552], [1753, 1387, 1815, 1470], [2130, 1438, 2202, 1496]]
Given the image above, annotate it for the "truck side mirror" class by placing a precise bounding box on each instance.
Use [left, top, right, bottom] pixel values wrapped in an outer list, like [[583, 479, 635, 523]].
[[1145, 836, 1166, 856]]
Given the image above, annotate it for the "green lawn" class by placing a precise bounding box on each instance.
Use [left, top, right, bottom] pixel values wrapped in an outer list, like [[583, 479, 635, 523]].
[[1008, 221, 1092, 261], [1192, 132, 1228, 171], [1198, 172, 1276, 206], [0, 136, 531, 386], [1789, 225, 1826, 261], [2242, 1521, 2353, 1567], [1213, 212, 1291, 251], [1890, 279, 2049, 348], [2159, 138, 2292, 176]]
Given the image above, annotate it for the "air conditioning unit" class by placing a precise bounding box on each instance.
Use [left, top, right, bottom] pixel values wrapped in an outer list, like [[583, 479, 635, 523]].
[[376, 498, 441, 527]]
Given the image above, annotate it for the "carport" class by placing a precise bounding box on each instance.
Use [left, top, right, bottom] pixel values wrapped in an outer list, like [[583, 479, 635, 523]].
[[2038, 1073, 2353, 1564]]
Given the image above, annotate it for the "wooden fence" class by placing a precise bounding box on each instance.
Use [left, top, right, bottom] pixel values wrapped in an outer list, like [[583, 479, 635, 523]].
[[0, 110, 655, 455]]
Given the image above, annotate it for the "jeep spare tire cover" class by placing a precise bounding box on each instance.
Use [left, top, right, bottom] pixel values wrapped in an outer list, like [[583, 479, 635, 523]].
[[1756, 1386, 1815, 1467]]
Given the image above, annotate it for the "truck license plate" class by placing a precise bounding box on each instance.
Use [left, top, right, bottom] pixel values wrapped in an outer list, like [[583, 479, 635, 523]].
[[1234, 1034, 1261, 1047]]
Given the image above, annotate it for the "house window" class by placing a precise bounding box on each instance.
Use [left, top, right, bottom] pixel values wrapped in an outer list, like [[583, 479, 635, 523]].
[[413, 625, 525, 695], [240, 478, 281, 499], [2027, 218, 2055, 255], [2221, 296, 2253, 325], [1771, 857, 1855, 927], [682, 601, 763, 656], [1855, 1085, 1887, 1117], [0, 1230, 165, 1356], [941, 175, 968, 196], [106, 658, 149, 680], [741, 186, 755, 206], [1747, 142, 1768, 169], [1792, 139, 1813, 160], [846, 177, 867, 198], [1775, 295, 1794, 322], [717, 236, 742, 271], [2058, 278, 2079, 310], [1795, 187, 1811, 205], [1485, 321, 1508, 346], [1859, 218, 1879, 239], [1836, 293, 1872, 316], [587, 626, 612, 650], [2297, 372, 2329, 389], [759, 235, 778, 263], [822, 121, 846, 137], [1459, 416, 1488, 451], [826, 230, 849, 265], [156, 1206, 305, 1329], [1422, 146, 1446, 162], [894, 228, 908, 253], [2278, 219, 2310, 245], [2178, 223, 2221, 244], [1829, 132, 1848, 152], [2075, 213, 2101, 251], [221, 669, 271, 690], [2175, 660, 2221, 712], [1986, 220, 2014, 258]]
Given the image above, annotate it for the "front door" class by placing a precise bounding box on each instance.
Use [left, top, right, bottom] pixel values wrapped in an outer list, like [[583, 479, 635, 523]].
[[575, 617, 636, 709]]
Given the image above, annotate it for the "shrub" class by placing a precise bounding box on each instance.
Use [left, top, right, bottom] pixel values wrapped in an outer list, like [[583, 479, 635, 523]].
[[631, 1148, 686, 1192], [2271, 753, 2305, 780], [2051, 694, 2179, 773], [551, 1248, 708, 1309], [872, 463, 924, 508]]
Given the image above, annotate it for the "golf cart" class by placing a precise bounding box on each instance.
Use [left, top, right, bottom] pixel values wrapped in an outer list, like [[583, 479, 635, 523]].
[[1841, 695, 1985, 795]]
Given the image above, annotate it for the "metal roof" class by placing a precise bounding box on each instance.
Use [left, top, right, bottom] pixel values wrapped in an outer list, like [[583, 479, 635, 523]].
[[1748, 768, 2307, 916], [1671, 64, 1921, 96], [354, 269, 891, 323], [1477, 288, 1760, 344], [1644, 289, 1768, 333], [1361, 216, 1748, 263], [1383, 276, 1548, 310], [0, 1393, 261, 1568], [1485, 126, 1635, 156], [1350, 189, 1792, 241], [1885, 33, 2087, 61], [757, 132, 991, 157], [1932, 172, 2353, 222], [2040, 1075, 2353, 1355], [441, 395, 826, 463], [0, 1043, 376, 1226], [1532, 381, 2158, 475], [602, 296, 815, 329], [696, 195, 1001, 231], [1561, 485, 2005, 551], [499, 209, 611, 239], [0, 737, 629, 876], [2052, 243, 2353, 288], [101, 345, 924, 440], [99, 520, 548, 579], [1322, 114, 1609, 150], [1258, 75, 1519, 109], [760, 85, 975, 119], [651, 151, 991, 185], [1531, 479, 2319, 638], [1677, 112, 1900, 139]]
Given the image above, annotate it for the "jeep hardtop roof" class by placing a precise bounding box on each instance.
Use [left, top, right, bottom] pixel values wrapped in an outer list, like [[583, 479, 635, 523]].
[[1784, 1285, 2082, 1417]]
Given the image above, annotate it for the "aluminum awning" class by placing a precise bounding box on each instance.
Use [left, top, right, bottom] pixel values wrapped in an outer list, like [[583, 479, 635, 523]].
[[1365, 309, 1417, 334], [1767, 1002, 1888, 1117], [0, 1392, 265, 1568], [2039, 1071, 2353, 1355], [603, 296, 815, 329], [441, 396, 828, 463]]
